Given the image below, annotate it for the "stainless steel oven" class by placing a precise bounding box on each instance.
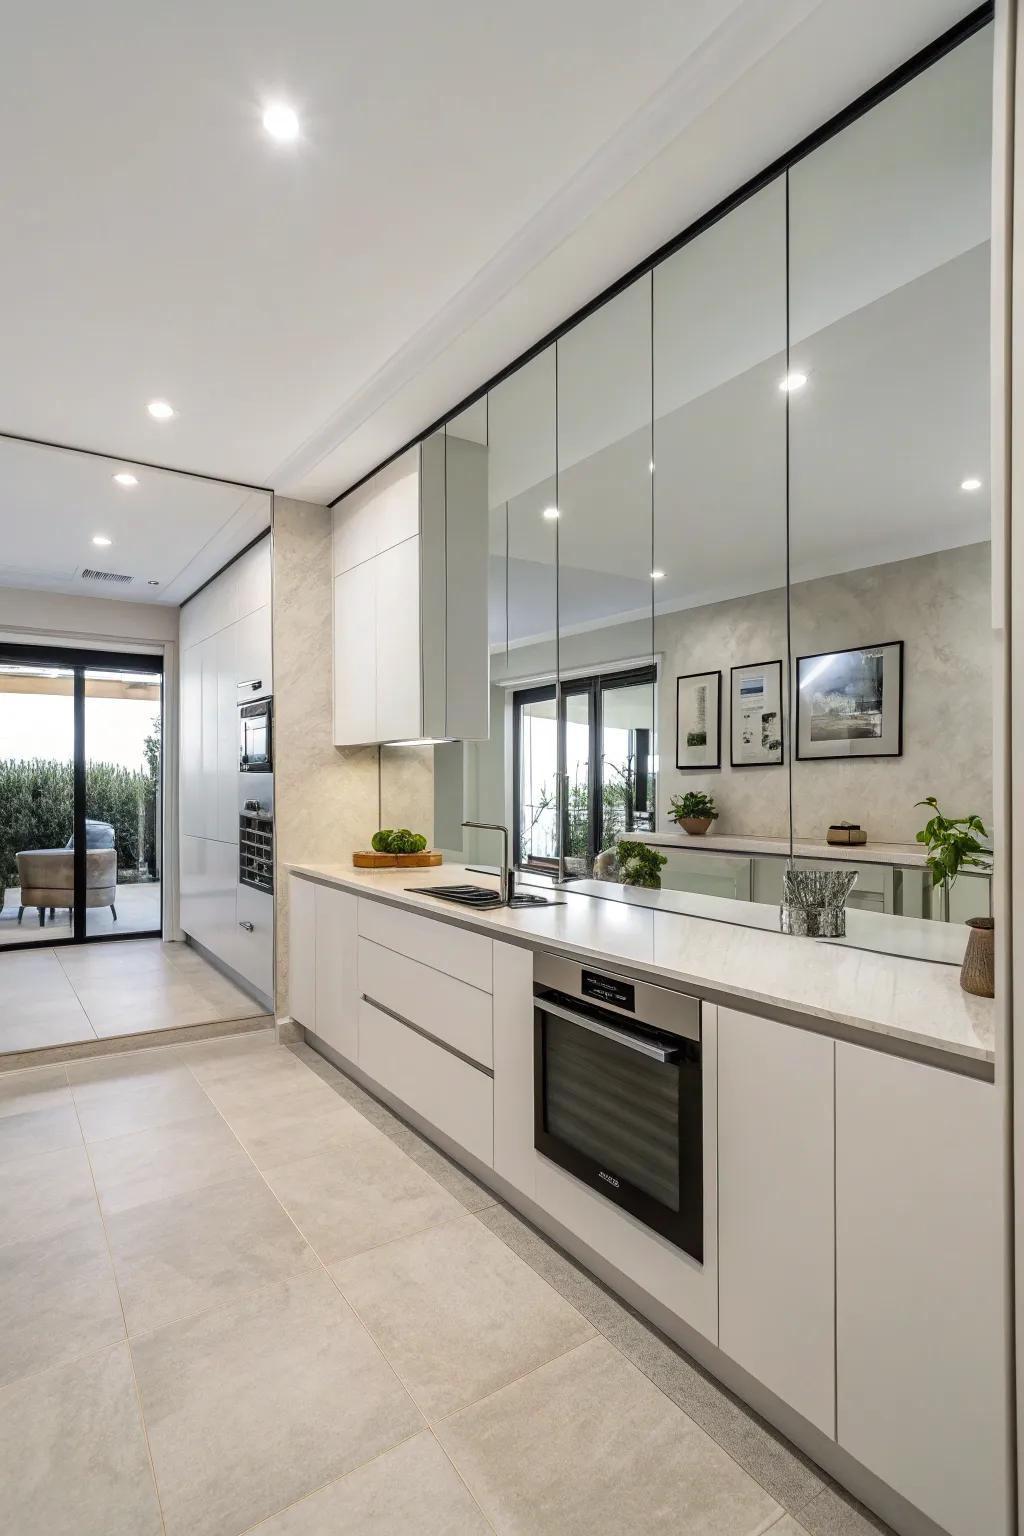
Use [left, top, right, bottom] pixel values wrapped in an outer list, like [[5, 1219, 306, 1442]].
[[533, 953, 703, 1260], [239, 697, 272, 773]]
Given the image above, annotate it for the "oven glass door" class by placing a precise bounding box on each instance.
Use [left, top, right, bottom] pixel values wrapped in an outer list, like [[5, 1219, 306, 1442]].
[[240, 711, 270, 771], [534, 993, 702, 1260]]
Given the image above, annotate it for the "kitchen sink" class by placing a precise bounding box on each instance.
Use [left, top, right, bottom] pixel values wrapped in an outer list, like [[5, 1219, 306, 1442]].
[[408, 884, 563, 910]]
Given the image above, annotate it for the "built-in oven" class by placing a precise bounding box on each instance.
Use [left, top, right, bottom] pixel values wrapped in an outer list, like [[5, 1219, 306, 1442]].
[[239, 697, 272, 773], [533, 952, 703, 1261]]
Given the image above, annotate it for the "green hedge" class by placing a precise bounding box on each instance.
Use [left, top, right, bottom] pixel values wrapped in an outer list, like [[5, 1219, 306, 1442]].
[[0, 758, 157, 892]]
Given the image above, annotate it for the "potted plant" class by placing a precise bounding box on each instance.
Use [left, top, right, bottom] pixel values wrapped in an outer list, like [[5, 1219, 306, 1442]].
[[915, 797, 993, 996], [616, 840, 667, 890], [669, 791, 719, 837]]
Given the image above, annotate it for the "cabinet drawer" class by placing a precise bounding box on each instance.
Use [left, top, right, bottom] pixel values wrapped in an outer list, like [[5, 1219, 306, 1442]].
[[357, 900, 492, 992], [358, 999, 493, 1166], [358, 937, 492, 1068]]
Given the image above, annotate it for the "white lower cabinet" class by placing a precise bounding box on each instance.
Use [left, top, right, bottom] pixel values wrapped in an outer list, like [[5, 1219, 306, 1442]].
[[287, 874, 317, 1028], [235, 885, 274, 1002], [835, 1043, 1008, 1536], [314, 884, 358, 1058], [718, 1008, 836, 1436], [359, 997, 493, 1166], [357, 937, 492, 1067], [492, 939, 536, 1196]]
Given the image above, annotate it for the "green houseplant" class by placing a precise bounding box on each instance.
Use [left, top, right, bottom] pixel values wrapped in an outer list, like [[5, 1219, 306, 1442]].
[[915, 797, 994, 996], [616, 840, 667, 890], [669, 791, 719, 837]]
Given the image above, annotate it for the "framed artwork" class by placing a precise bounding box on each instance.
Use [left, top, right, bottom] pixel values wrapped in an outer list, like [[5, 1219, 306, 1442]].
[[730, 660, 784, 767], [676, 670, 721, 770], [795, 641, 904, 760]]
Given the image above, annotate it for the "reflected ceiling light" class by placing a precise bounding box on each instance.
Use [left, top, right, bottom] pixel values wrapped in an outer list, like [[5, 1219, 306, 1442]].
[[262, 102, 300, 141], [112, 471, 138, 487], [650, 569, 665, 580], [542, 506, 559, 520], [92, 535, 112, 547], [147, 399, 176, 420], [779, 371, 808, 392], [648, 460, 655, 473], [960, 477, 982, 492]]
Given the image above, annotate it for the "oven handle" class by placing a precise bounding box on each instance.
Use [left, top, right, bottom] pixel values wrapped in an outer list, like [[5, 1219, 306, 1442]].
[[539, 997, 680, 1063]]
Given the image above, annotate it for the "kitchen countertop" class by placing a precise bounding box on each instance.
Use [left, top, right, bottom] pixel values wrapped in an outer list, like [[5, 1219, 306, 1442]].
[[643, 831, 936, 866], [288, 862, 996, 1074]]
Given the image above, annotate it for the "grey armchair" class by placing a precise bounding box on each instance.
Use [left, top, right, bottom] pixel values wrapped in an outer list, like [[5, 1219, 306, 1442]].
[[16, 848, 117, 927]]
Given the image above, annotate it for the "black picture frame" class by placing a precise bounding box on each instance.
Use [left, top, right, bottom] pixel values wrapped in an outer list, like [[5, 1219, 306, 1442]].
[[795, 641, 904, 761], [730, 659, 785, 768], [675, 670, 722, 771]]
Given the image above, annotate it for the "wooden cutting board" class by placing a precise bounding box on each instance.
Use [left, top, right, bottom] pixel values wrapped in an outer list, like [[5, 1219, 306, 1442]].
[[352, 850, 443, 869]]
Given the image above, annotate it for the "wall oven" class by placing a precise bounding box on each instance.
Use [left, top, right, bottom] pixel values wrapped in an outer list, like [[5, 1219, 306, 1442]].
[[533, 953, 703, 1261], [239, 697, 272, 773]]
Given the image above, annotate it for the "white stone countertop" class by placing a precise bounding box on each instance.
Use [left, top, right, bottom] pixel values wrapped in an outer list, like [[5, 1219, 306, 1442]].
[[643, 831, 936, 866], [288, 862, 996, 1072]]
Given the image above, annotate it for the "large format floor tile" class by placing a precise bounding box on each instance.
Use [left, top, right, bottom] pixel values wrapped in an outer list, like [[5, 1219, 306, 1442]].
[[335, 1212, 596, 1419], [436, 1336, 783, 1536], [70, 1058, 216, 1141], [87, 1111, 253, 1215], [248, 1432, 490, 1534], [0, 1217, 124, 1387], [222, 1087, 380, 1168], [264, 1130, 467, 1264], [0, 1343, 162, 1536], [105, 1169, 319, 1334], [0, 1100, 82, 1165], [0, 1141, 99, 1243], [132, 1268, 424, 1536]]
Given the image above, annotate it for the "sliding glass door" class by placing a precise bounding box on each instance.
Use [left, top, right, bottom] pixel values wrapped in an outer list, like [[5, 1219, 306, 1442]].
[[0, 643, 163, 950]]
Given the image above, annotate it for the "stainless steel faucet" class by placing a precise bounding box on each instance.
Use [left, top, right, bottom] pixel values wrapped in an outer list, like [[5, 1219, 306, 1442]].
[[462, 821, 515, 904]]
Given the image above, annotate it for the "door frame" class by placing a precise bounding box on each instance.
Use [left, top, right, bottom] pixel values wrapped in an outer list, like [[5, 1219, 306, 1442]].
[[0, 641, 164, 952]]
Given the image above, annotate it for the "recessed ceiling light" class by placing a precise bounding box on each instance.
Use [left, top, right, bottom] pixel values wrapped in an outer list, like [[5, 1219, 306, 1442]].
[[651, 569, 665, 580], [113, 471, 138, 487], [542, 506, 559, 520], [960, 477, 982, 492], [262, 102, 300, 141], [147, 399, 175, 421], [147, 579, 160, 586], [92, 535, 112, 547], [779, 371, 808, 392]]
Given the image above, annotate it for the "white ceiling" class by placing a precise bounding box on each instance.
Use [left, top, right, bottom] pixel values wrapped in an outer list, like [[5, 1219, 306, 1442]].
[[0, 0, 981, 534]]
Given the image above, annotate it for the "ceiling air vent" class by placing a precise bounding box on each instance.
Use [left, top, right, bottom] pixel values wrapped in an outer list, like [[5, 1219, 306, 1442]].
[[81, 567, 134, 585]]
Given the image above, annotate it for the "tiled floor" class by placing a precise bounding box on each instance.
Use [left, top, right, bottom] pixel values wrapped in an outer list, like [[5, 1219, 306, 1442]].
[[0, 879, 161, 945], [0, 940, 265, 1053], [0, 1029, 895, 1536]]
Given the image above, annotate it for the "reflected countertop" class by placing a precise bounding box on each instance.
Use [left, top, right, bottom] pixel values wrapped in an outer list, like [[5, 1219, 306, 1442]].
[[643, 831, 935, 866], [287, 862, 996, 1073]]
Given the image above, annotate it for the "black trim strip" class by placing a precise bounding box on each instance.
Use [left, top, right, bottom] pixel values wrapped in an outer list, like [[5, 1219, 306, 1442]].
[[329, 4, 993, 511], [179, 522, 272, 608], [0, 429, 268, 494], [362, 993, 495, 1077]]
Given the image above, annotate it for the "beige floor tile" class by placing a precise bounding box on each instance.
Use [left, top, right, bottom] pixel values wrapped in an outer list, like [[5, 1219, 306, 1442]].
[[264, 1133, 467, 1265], [0, 1063, 71, 1115], [200, 1059, 330, 1114], [248, 1431, 490, 1534], [0, 1217, 124, 1387], [767, 1519, 812, 1535], [132, 1268, 424, 1536], [225, 1091, 380, 1169], [176, 1028, 280, 1081], [88, 1112, 254, 1215], [0, 997, 95, 1051], [437, 1337, 782, 1536], [0, 1343, 162, 1536], [106, 1168, 318, 1334], [0, 1101, 83, 1165], [70, 1061, 216, 1142], [334, 1214, 596, 1419], [0, 1142, 99, 1243]]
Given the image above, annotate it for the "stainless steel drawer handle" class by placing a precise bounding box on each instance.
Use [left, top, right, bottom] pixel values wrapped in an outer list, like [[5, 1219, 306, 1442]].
[[238, 920, 255, 932], [237, 679, 262, 691], [539, 997, 680, 1062]]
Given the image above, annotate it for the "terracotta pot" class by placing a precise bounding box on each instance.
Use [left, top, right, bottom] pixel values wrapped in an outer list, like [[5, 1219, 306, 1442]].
[[678, 817, 712, 836], [960, 916, 995, 998]]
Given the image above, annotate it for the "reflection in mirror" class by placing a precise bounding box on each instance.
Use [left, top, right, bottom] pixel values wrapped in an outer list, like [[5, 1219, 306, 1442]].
[[554, 276, 654, 880], [651, 179, 787, 908], [788, 25, 992, 960]]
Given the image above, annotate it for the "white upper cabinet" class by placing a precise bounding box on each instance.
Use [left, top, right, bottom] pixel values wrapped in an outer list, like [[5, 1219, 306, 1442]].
[[331, 439, 487, 745]]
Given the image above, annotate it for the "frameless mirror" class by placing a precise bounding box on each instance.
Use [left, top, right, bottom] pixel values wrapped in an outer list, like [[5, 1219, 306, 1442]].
[[787, 24, 993, 962]]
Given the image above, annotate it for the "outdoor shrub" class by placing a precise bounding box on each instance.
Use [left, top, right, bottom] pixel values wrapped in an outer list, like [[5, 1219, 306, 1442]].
[[0, 758, 157, 892]]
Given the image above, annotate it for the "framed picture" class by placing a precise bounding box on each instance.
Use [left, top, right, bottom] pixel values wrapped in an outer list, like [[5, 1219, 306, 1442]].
[[676, 670, 721, 770], [730, 660, 784, 767], [796, 641, 904, 760]]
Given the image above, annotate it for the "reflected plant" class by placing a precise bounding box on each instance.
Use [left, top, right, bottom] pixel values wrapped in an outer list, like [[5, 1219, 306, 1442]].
[[914, 797, 991, 890]]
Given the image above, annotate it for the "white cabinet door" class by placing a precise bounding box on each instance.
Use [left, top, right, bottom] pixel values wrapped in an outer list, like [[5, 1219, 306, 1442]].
[[235, 538, 271, 618], [836, 1044, 1007, 1536], [199, 634, 219, 840], [179, 833, 206, 942], [288, 875, 317, 1028], [215, 624, 239, 844], [234, 603, 272, 702], [180, 644, 203, 839], [314, 884, 358, 1059], [332, 567, 377, 745], [206, 840, 241, 974], [718, 1009, 835, 1436], [375, 536, 421, 743], [492, 940, 536, 1196], [235, 884, 274, 1002]]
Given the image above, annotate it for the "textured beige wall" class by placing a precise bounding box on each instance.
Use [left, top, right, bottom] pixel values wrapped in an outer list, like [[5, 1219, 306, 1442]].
[[272, 497, 379, 1015], [658, 542, 992, 844]]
